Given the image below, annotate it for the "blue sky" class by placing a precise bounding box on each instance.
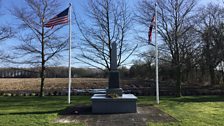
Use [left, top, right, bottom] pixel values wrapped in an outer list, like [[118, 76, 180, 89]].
[[0, 0, 223, 68]]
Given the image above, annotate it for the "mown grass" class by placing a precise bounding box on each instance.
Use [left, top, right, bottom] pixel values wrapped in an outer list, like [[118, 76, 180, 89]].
[[0, 96, 224, 126], [0, 96, 90, 126], [138, 96, 224, 126]]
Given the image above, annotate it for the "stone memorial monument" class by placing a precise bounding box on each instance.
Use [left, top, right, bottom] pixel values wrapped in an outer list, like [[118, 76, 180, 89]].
[[106, 42, 123, 97], [91, 42, 137, 114]]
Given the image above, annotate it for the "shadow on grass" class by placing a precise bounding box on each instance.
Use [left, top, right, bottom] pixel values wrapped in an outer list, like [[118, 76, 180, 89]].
[[0, 110, 61, 115], [58, 105, 92, 115], [169, 96, 224, 103]]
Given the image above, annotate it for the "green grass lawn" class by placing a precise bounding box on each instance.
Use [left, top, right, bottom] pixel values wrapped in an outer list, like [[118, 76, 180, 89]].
[[0, 96, 223, 126], [138, 96, 224, 126], [0, 96, 89, 126]]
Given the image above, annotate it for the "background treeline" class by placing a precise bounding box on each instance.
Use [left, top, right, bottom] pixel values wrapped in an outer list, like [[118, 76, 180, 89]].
[[0, 67, 103, 78], [0, 67, 130, 78], [129, 61, 224, 86]]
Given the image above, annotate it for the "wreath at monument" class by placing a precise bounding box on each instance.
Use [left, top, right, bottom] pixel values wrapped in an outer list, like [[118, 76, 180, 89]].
[[106, 92, 120, 99]]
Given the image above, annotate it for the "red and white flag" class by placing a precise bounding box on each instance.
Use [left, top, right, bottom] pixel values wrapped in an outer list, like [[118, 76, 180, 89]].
[[148, 14, 155, 43]]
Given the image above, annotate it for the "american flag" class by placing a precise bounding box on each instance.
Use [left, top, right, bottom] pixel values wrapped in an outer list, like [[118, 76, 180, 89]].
[[148, 14, 155, 43], [44, 7, 69, 28]]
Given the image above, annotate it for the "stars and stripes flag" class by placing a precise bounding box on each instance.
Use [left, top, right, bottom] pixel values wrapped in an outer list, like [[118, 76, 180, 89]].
[[44, 7, 69, 28], [148, 14, 155, 43]]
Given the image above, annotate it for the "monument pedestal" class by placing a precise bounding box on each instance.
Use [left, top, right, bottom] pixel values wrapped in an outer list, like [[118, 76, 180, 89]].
[[91, 42, 137, 114], [106, 71, 122, 96], [91, 94, 137, 113]]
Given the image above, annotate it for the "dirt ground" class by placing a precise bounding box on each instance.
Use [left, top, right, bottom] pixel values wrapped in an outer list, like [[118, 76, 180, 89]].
[[55, 105, 177, 126]]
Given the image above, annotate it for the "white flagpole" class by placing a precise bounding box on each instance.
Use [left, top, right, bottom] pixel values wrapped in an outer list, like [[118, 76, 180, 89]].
[[155, 1, 159, 104], [68, 3, 72, 104]]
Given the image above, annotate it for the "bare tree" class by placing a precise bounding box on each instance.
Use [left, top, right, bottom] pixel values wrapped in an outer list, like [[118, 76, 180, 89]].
[[11, 0, 68, 96], [136, 0, 197, 96], [196, 3, 224, 85], [75, 0, 137, 70], [0, 27, 13, 42], [0, 27, 13, 62], [0, 0, 14, 62]]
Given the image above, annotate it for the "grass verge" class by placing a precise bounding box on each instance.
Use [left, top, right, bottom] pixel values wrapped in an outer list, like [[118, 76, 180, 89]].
[[0, 96, 223, 126]]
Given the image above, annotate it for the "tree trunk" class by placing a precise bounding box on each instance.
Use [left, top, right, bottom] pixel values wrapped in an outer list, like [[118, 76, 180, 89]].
[[39, 46, 45, 96], [209, 65, 215, 85], [174, 0, 181, 97], [40, 19, 45, 97], [176, 64, 182, 97], [172, 56, 182, 97], [222, 71, 224, 85], [40, 65, 45, 97]]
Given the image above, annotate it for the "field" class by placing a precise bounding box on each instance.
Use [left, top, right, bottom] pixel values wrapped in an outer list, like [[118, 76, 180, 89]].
[[0, 96, 224, 126], [1, 78, 224, 96], [0, 78, 151, 95], [0, 78, 108, 91]]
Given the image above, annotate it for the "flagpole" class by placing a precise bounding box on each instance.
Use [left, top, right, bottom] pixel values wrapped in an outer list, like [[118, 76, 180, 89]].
[[68, 3, 72, 104], [155, 1, 159, 104]]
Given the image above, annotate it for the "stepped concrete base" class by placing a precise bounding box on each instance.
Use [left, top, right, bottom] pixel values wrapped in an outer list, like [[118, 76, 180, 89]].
[[91, 94, 137, 114]]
